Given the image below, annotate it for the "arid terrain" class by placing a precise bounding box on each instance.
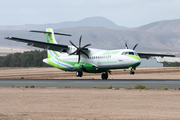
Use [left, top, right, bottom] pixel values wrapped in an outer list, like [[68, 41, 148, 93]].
[[0, 88, 180, 120], [0, 67, 180, 120], [0, 67, 180, 79]]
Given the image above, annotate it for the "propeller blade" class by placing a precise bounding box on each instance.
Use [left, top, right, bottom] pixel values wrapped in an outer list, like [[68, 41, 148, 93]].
[[133, 44, 138, 50], [70, 40, 78, 49], [78, 54, 81, 63], [125, 42, 128, 49], [81, 51, 89, 58], [69, 50, 77, 55], [69, 35, 91, 64], [79, 35, 82, 48], [82, 44, 91, 49]]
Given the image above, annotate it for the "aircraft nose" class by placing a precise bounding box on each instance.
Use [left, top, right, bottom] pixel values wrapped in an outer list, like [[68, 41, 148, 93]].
[[134, 59, 141, 66], [43, 58, 48, 64], [131, 57, 141, 67]]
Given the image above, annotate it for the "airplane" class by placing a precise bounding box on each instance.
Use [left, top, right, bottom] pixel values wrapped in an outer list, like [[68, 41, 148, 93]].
[[4, 28, 175, 79]]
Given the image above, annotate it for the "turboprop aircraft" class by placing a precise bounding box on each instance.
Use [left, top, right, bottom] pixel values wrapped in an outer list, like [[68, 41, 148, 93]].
[[5, 28, 175, 79]]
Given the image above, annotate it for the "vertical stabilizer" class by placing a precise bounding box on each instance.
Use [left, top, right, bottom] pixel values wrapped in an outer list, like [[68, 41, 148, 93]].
[[46, 28, 58, 44], [46, 28, 60, 58]]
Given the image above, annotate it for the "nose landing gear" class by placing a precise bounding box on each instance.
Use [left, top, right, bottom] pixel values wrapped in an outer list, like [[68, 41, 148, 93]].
[[130, 70, 135, 75], [130, 67, 135, 75]]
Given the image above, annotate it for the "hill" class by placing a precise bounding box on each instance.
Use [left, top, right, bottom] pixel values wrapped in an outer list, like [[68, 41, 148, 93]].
[[138, 19, 180, 33], [0, 17, 125, 30], [1, 17, 180, 54], [1, 27, 180, 53]]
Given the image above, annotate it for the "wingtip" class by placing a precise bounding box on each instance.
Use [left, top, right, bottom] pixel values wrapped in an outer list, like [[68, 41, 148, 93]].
[[4, 36, 11, 39]]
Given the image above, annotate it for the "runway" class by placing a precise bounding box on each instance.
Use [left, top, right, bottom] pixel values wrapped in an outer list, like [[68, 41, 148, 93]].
[[0, 79, 180, 89]]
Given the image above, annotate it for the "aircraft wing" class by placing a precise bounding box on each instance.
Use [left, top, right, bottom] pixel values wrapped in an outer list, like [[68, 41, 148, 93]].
[[137, 52, 175, 59], [4, 37, 69, 52]]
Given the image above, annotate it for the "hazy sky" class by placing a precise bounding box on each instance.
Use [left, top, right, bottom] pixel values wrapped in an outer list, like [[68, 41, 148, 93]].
[[1, 0, 180, 27]]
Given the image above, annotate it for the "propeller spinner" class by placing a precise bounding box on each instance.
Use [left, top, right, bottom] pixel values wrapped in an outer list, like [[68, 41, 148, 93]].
[[69, 36, 91, 63]]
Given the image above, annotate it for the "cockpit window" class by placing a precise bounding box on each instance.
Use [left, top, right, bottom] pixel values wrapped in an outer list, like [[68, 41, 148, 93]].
[[121, 52, 125, 55], [121, 51, 137, 55], [134, 52, 138, 56], [129, 52, 134, 55]]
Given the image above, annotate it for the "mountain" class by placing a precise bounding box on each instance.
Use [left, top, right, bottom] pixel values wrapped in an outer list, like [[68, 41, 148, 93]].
[[1, 26, 180, 53], [138, 19, 180, 33], [0, 17, 125, 30], [1, 17, 180, 55]]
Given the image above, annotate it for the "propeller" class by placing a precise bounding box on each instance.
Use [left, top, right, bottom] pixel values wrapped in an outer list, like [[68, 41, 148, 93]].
[[125, 42, 128, 49], [133, 44, 138, 50], [125, 42, 138, 50], [69, 35, 91, 63]]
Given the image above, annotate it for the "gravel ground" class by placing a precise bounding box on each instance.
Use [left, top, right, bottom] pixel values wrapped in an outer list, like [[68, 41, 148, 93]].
[[0, 67, 180, 120], [0, 88, 180, 120], [0, 67, 180, 79]]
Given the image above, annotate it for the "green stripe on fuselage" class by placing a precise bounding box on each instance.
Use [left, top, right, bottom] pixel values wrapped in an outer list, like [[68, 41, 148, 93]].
[[125, 55, 141, 61], [47, 57, 73, 71]]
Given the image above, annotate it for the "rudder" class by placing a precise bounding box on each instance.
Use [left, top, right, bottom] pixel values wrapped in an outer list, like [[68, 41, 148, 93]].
[[46, 28, 58, 44], [46, 28, 60, 58]]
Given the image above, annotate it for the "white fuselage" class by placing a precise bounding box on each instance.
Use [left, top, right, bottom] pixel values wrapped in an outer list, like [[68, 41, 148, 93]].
[[58, 48, 141, 70]]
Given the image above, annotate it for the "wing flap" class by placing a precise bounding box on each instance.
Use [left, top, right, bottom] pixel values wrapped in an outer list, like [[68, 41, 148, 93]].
[[5, 37, 69, 52]]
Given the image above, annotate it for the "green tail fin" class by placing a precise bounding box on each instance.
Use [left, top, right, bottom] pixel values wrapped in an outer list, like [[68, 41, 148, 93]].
[[45, 28, 59, 58]]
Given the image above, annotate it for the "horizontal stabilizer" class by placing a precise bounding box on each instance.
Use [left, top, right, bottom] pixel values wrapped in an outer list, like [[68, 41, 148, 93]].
[[28, 30, 72, 36]]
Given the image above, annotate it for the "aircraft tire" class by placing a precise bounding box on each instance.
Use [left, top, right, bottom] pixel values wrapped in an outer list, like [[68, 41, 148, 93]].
[[130, 71, 135, 75], [101, 73, 108, 79], [76, 71, 83, 77], [79, 71, 83, 77]]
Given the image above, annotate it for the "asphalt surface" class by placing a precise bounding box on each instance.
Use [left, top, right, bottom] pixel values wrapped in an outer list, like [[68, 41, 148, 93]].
[[0, 79, 180, 89]]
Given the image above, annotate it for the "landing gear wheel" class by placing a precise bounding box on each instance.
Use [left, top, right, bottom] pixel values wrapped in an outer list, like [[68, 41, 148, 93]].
[[101, 72, 108, 79], [76, 71, 83, 77], [130, 70, 135, 75], [130, 67, 135, 75]]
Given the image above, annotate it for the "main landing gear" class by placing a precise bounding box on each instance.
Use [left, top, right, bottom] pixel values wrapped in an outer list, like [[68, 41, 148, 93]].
[[76, 70, 109, 79], [130, 67, 135, 75], [101, 72, 108, 79], [76, 71, 83, 77]]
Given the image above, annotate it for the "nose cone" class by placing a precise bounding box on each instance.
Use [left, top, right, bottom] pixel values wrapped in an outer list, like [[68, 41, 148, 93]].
[[129, 55, 141, 67], [135, 59, 141, 67], [133, 57, 141, 67], [43, 58, 49, 64]]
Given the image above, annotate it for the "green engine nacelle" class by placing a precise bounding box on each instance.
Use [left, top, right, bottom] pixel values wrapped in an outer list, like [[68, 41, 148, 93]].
[[74, 64, 83, 70], [74, 63, 106, 73]]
